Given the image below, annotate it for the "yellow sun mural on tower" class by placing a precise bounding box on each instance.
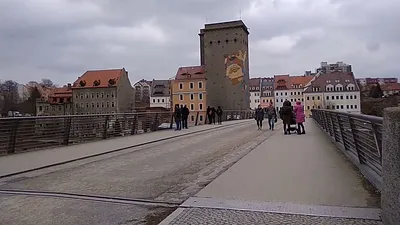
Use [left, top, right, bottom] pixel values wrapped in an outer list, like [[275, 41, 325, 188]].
[[224, 50, 247, 85]]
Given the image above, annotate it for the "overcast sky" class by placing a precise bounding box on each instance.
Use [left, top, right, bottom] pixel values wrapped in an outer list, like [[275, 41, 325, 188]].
[[0, 0, 399, 85]]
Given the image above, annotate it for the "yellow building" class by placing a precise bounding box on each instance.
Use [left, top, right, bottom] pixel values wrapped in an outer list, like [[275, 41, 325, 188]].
[[172, 66, 207, 125], [303, 92, 324, 117]]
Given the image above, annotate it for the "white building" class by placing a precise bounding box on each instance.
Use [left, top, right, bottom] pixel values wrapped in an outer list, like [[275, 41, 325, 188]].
[[150, 80, 171, 109], [249, 78, 261, 110], [303, 71, 361, 117], [273, 75, 290, 112]]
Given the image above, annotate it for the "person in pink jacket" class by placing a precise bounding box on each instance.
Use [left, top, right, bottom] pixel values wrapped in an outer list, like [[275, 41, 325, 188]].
[[293, 101, 306, 135]]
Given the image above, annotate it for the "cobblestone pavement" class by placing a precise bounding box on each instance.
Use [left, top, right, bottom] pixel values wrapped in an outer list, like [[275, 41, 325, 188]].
[[165, 208, 383, 225]]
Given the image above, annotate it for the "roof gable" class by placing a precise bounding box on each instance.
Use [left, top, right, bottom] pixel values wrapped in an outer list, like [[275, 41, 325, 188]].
[[73, 68, 125, 88], [175, 66, 206, 80]]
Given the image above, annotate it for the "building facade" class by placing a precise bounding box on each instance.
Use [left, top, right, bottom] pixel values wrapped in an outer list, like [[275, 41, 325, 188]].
[[317, 61, 352, 74], [274, 75, 290, 112], [36, 85, 73, 116], [172, 66, 207, 125], [260, 77, 274, 108], [249, 78, 261, 109], [303, 72, 361, 117], [150, 80, 171, 109], [287, 75, 314, 105], [357, 77, 398, 86], [200, 20, 250, 110], [133, 79, 152, 109], [72, 68, 135, 115]]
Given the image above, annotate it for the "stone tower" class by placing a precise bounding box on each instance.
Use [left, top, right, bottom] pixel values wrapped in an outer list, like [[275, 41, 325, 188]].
[[199, 20, 250, 110]]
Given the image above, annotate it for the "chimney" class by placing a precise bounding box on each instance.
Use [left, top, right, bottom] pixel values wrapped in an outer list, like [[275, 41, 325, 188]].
[[67, 83, 72, 90]]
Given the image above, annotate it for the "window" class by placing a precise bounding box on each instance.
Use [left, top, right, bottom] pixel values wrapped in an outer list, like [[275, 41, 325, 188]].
[[92, 93, 94, 98], [307, 96, 310, 100], [179, 94, 184, 101], [276, 99, 279, 103], [336, 96, 339, 100], [162, 99, 165, 103], [326, 96, 329, 100], [80, 103, 84, 108], [86, 93, 89, 98], [191, 115, 195, 122], [111, 102, 115, 107], [285, 92, 287, 96], [199, 115, 203, 121], [190, 82, 194, 89], [198, 82, 203, 89], [80, 94, 83, 99], [312, 96, 315, 100], [347, 105, 349, 109], [355, 105, 358, 109], [350, 105, 353, 109], [199, 103, 203, 110], [179, 83, 183, 89], [102, 102, 104, 108], [97, 102, 100, 108], [190, 94, 194, 100], [327, 105, 330, 109], [276, 92, 278, 96], [96, 93, 99, 98], [190, 104, 194, 110], [354, 95, 357, 99], [111, 92, 114, 98], [101, 93, 104, 98], [157, 99, 160, 103], [153, 99, 156, 103], [107, 102, 110, 107], [340, 96, 343, 99], [86, 103, 89, 108], [280, 99, 283, 102], [341, 105, 344, 109], [198, 93, 203, 100], [350, 95, 353, 99], [346, 95, 349, 99], [336, 105, 339, 109], [39, 106, 43, 111], [307, 106, 310, 110], [317, 96, 320, 100], [76, 94, 79, 99]]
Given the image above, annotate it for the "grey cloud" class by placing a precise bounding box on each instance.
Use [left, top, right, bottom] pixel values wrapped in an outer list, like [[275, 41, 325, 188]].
[[0, 0, 399, 85]]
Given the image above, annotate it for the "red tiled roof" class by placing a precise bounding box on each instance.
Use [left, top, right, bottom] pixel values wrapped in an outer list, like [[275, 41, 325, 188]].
[[175, 66, 206, 80], [274, 75, 290, 89], [49, 87, 72, 98], [381, 83, 400, 91], [73, 68, 125, 88], [289, 75, 314, 89], [249, 78, 260, 87]]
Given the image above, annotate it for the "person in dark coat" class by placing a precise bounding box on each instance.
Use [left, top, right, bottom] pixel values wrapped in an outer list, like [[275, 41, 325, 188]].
[[216, 106, 223, 125], [211, 107, 216, 124], [207, 106, 212, 124], [255, 104, 265, 130], [265, 102, 277, 130], [174, 104, 182, 131], [280, 100, 293, 135], [181, 105, 189, 129]]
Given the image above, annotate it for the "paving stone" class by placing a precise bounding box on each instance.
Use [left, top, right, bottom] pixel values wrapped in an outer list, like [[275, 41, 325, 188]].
[[166, 208, 383, 225]]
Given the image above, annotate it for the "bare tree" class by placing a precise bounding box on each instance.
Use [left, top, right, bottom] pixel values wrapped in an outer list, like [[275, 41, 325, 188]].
[[40, 78, 55, 88], [0, 80, 20, 114]]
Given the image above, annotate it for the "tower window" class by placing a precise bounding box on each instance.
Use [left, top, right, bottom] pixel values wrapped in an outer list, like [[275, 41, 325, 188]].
[[217, 40, 220, 44], [209, 41, 212, 45], [225, 39, 229, 43], [234, 38, 237, 43]]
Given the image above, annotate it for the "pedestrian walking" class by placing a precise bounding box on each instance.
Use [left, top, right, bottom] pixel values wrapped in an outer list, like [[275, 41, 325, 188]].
[[207, 106, 212, 124], [211, 107, 216, 124], [255, 104, 264, 130], [174, 104, 182, 131], [280, 100, 293, 135], [182, 105, 189, 129], [216, 106, 223, 125], [293, 101, 306, 134], [265, 102, 277, 130]]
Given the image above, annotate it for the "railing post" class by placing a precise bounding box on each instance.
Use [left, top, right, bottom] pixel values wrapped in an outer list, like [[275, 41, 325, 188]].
[[102, 115, 110, 139], [152, 113, 159, 131], [170, 114, 174, 129], [131, 115, 137, 135], [7, 119, 19, 154], [370, 122, 382, 158], [336, 114, 346, 146], [381, 107, 400, 225], [348, 117, 364, 164], [63, 117, 72, 145], [195, 112, 199, 126]]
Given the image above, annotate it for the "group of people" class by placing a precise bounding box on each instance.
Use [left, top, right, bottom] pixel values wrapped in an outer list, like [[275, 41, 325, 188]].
[[206, 106, 223, 125], [173, 105, 224, 131], [173, 104, 190, 131], [253, 100, 306, 135]]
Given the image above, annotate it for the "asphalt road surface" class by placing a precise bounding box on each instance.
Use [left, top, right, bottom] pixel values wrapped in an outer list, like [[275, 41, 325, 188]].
[[0, 121, 279, 225]]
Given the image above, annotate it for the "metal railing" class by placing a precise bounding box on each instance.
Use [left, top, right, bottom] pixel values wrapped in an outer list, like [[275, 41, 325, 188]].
[[0, 110, 253, 155], [311, 109, 383, 190]]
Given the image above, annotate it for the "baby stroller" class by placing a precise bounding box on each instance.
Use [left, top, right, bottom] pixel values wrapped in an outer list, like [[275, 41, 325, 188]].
[[287, 111, 297, 134]]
